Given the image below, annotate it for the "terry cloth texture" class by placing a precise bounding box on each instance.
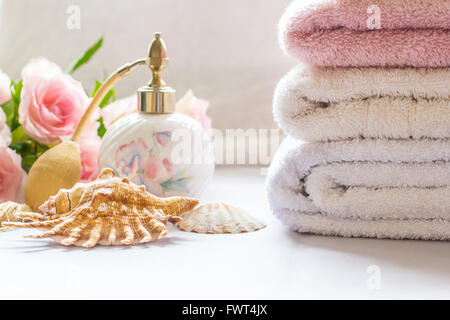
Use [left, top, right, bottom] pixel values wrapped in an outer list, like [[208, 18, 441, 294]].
[[279, 0, 450, 67], [266, 137, 450, 240], [273, 66, 450, 142]]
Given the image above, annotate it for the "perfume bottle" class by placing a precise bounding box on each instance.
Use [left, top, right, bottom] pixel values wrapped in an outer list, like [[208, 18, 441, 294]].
[[99, 34, 214, 197]]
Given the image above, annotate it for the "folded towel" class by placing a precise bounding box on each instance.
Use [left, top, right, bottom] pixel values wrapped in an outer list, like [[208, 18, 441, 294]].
[[274, 66, 450, 142], [266, 137, 450, 240], [279, 0, 450, 67]]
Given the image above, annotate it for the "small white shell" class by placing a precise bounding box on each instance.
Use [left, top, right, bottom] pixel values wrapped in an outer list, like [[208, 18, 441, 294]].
[[177, 202, 266, 234]]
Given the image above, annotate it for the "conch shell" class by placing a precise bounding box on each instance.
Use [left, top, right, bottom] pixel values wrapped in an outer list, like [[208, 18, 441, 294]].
[[3, 168, 199, 247], [0, 202, 32, 231], [177, 202, 266, 234]]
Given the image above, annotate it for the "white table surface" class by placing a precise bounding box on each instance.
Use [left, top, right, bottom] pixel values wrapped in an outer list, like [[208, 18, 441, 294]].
[[1, 167, 450, 299]]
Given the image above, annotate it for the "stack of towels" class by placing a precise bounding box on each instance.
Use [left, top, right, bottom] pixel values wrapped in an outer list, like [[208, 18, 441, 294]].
[[267, 0, 450, 240]]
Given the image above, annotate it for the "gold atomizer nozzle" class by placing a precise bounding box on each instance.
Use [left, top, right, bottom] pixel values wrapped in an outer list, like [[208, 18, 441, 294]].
[[147, 32, 169, 87], [138, 32, 176, 114]]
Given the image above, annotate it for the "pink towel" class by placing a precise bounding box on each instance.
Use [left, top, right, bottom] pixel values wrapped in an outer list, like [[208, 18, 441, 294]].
[[279, 0, 450, 67]]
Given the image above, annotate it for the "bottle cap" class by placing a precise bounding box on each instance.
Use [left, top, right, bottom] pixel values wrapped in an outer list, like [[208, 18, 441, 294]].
[[138, 33, 175, 114]]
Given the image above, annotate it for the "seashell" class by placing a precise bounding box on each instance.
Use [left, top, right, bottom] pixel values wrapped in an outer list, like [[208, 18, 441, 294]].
[[0, 202, 32, 231], [25, 140, 81, 211], [3, 168, 199, 247], [177, 202, 266, 234]]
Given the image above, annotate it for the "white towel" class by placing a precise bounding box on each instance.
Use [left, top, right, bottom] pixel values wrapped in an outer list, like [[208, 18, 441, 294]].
[[266, 137, 450, 240], [273, 66, 450, 142]]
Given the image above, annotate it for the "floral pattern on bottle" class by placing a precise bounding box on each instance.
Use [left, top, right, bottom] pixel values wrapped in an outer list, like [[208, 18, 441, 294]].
[[113, 130, 193, 196]]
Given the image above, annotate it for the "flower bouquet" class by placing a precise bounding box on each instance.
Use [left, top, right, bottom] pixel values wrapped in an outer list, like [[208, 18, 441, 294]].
[[0, 38, 211, 204]]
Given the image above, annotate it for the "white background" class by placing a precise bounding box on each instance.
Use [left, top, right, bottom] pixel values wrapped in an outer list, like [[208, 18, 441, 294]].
[[2, 1, 450, 300], [2, 168, 450, 299], [0, 0, 295, 132]]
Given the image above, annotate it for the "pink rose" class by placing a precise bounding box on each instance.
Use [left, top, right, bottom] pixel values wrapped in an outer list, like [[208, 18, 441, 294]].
[[80, 97, 101, 140], [100, 94, 137, 129], [78, 109, 101, 183], [71, 97, 101, 182], [79, 136, 101, 182], [0, 146, 27, 203], [176, 90, 212, 135], [0, 69, 11, 105], [0, 108, 11, 146], [19, 58, 88, 144]]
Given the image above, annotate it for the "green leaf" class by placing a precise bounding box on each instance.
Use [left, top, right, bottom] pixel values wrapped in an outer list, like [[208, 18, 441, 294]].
[[91, 80, 116, 108], [21, 154, 38, 172], [99, 87, 116, 108], [1, 102, 20, 132], [91, 78, 116, 138], [11, 80, 22, 104], [10, 126, 29, 145], [0, 80, 23, 131], [10, 139, 50, 173], [9, 140, 33, 172], [91, 80, 102, 97], [1, 99, 16, 128], [68, 37, 103, 74], [97, 117, 107, 138], [34, 142, 50, 158]]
